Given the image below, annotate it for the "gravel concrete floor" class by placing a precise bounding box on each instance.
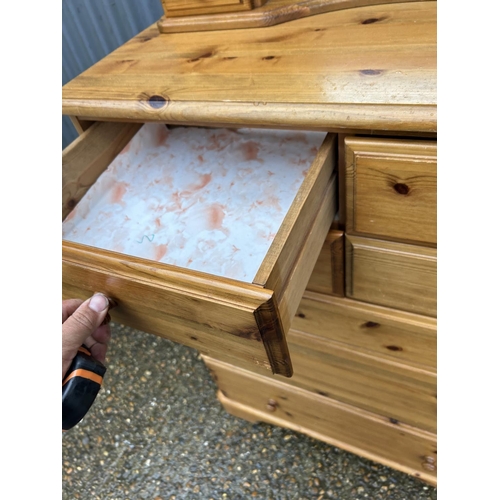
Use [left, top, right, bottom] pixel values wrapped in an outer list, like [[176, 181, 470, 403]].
[[62, 323, 437, 500]]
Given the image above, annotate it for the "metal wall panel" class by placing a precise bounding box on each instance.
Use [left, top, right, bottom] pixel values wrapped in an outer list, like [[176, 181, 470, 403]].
[[62, 0, 163, 148]]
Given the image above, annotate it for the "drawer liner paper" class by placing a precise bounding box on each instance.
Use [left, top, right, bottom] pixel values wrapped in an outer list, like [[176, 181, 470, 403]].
[[62, 124, 326, 283]]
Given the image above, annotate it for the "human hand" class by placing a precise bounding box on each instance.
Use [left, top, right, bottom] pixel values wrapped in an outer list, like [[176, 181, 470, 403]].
[[62, 293, 113, 379]]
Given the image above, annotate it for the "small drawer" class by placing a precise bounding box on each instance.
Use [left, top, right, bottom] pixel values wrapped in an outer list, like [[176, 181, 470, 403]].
[[345, 138, 436, 245], [345, 235, 437, 316], [160, 0, 264, 17], [62, 122, 337, 376], [293, 292, 436, 371], [203, 356, 437, 485]]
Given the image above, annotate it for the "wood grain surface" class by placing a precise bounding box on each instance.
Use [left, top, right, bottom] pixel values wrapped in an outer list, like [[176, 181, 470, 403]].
[[286, 330, 436, 432], [62, 240, 295, 375], [158, 0, 430, 32], [345, 137, 437, 245], [204, 324, 436, 432], [276, 176, 336, 333], [62, 2, 436, 133], [345, 235, 437, 316], [204, 356, 437, 485], [306, 229, 344, 296], [62, 122, 141, 221], [293, 291, 436, 370]]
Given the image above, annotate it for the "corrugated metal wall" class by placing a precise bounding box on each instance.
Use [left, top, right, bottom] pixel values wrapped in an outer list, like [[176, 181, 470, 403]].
[[62, 0, 163, 149]]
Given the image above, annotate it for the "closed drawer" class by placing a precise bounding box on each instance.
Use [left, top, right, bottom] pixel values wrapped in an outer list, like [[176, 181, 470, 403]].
[[345, 138, 436, 245], [214, 327, 436, 433], [285, 330, 436, 433], [203, 356, 437, 485], [345, 235, 437, 316], [202, 305, 437, 432], [62, 122, 337, 376], [161, 0, 263, 17], [293, 292, 436, 371]]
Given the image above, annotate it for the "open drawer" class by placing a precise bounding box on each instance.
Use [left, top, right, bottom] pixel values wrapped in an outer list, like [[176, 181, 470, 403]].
[[62, 122, 337, 377]]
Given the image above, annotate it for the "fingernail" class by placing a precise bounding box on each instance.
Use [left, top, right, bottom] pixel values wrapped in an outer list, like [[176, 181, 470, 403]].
[[89, 293, 109, 312]]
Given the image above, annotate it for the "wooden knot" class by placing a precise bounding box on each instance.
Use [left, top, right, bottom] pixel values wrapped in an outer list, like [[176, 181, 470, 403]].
[[148, 95, 169, 109], [393, 183, 410, 195], [385, 345, 403, 351], [362, 321, 380, 329], [359, 69, 384, 76]]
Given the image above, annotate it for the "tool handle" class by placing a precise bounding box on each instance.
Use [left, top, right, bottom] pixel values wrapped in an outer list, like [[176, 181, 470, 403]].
[[62, 346, 106, 431]]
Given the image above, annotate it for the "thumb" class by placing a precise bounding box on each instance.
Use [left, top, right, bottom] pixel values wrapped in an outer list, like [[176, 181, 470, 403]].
[[62, 293, 110, 358]]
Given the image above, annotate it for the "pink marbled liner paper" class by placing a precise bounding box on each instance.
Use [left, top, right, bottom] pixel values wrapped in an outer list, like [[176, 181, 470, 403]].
[[62, 124, 326, 283]]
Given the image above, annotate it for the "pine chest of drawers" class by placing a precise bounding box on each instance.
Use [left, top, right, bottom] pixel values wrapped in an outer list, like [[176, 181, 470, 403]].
[[62, 0, 437, 486]]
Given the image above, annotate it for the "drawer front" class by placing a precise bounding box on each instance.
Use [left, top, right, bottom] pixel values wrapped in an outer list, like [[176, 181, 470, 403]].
[[345, 138, 437, 245], [204, 356, 437, 485], [161, 0, 255, 18], [285, 331, 436, 433], [62, 122, 337, 376], [293, 292, 436, 371], [345, 235, 437, 316]]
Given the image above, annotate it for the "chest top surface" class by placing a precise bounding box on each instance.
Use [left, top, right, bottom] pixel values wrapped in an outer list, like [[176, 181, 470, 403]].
[[62, 1, 436, 133]]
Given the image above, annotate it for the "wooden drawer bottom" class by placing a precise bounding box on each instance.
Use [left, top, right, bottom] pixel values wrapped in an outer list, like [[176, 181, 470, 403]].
[[204, 356, 437, 486]]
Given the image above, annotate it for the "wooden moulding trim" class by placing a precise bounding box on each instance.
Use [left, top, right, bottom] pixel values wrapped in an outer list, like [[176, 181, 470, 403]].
[[329, 230, 345, 296], [348, 234, 437, 260], [164, 0, 255, 17], [301, 289, 437, 330], [254, 297, 293, 377], [157, 0, 433, 33], [62, 240, 272, 310], [216, 391, 437, 486], [61, 99, 437, 134], [344, 141, 356, 240], [69, 116, 95, 135], [345, 137, 437, 158]]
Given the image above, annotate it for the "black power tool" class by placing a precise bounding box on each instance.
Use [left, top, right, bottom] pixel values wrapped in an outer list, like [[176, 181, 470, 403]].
[[62, 345, 107, 431]]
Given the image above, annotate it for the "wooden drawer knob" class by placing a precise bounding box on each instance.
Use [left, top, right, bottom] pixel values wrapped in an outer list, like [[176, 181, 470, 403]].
[[422, 455, 436, 471], [266, 399, 278, 412]]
